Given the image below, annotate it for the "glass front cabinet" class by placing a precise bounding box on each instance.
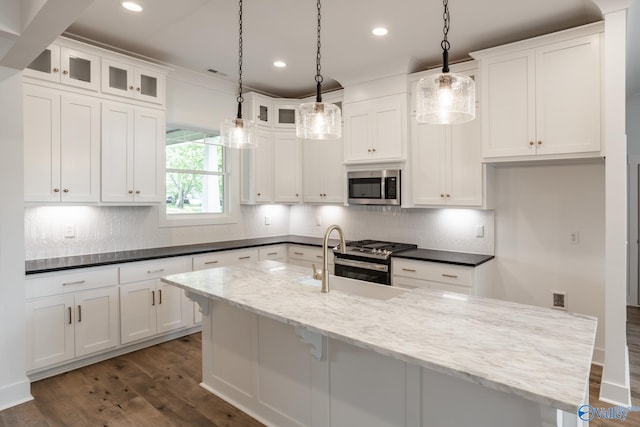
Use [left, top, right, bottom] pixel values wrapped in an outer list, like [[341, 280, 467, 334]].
[[101, 58, 165, 105], [25, 43, 100, 91]]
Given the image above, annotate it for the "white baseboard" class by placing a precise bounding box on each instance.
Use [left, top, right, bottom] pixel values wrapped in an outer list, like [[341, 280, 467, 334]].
[[598, 346, 631, 407], [592, 347, 605, 366], [0, 378, 32, 411]]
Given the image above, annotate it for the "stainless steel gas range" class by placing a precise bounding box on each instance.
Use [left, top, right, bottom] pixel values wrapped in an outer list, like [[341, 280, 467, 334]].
[[333, 239, 417, 285]]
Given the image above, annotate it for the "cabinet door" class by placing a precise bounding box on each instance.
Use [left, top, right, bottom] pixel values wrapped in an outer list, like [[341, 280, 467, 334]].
[[60, 94, 101, 202], [133, 108, 164, 203], [157, 280, 191, 333], [343, 102, 372, 162], [134, 67, 165, 105], [245, 129, 274, 203], [371, 100, 403, 160], [482, 50, 536, 158], [74, 287, 119, 357], [273, 133, 301, 203], [120, 280, 157, 344], [102, 102, 135, 202], [535, 34, 601, 155], [23, 85, 61, 202], [24, 43, 61, 82], [26, 294, 75, 370], [274, 105, 297, 128], [302, 139, 325, 203], [102, 58, 135, 98], [59, 46, 100, 91], [411, 122, 447, 206], [322, 137, 345, 203], [447, 108, 483, 206]]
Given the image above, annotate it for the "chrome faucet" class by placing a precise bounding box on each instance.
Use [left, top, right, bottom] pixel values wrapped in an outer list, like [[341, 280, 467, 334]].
[[315, 224, 346, 293]]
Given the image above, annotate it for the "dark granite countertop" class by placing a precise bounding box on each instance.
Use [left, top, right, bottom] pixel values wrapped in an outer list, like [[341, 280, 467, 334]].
[[25, 236, 494, 274], [391, 249, 494, 266]]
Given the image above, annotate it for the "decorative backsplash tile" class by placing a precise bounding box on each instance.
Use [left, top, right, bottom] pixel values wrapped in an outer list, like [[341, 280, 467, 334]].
[[25, 204, 494, 260]]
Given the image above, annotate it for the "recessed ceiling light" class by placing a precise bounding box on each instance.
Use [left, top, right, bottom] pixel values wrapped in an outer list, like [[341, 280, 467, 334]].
[[122, 2, 143, 12], [273, 60, 286, 68], [372, 27, 388, 36]]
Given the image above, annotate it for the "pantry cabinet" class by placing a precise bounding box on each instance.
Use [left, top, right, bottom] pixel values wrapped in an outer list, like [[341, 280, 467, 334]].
[[23, 85, 100, 203], [343, 93, 406, 163], [119, 257, 193, 344], [101, 102, 164, 203], [475, 25, 602, 160], [25, 43, 100, 91], [101, 58, 165, 106], [302, 137, 344, 203], [273, 132, 302, 203]]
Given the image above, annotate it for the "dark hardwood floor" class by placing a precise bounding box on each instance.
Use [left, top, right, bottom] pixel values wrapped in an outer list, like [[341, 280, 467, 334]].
[[3, 309, 640, 426]]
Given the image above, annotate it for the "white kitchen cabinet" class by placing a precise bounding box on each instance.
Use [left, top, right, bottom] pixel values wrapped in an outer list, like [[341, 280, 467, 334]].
[[273, 132, 302, 203], [25, 42, 100, 91], [119, 257, 193, 344], [246, 92, 273, 128], [411, 68, 483, 207], [288, 245, 333, 273], [259, 245, 287, 261], [101, 58, 165, 106], [343, 93, 406, 163], [476, 27, 602, 160], [23, 85, 100, 203], [241, 129, 274, 204], [192, 248, 259, 271], [302, 137, 344, 203], [392, 258, 493, 297], [101, 102, 164, 203], [25, 267, 119, 371], [274, 104, 297, 128]]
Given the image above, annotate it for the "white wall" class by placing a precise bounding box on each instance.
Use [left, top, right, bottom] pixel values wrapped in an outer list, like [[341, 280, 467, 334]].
[[493, 163, 606, 363], [627, 93, 640, 306], [0, 67, 31, 409], [290, 205, 494, 255]]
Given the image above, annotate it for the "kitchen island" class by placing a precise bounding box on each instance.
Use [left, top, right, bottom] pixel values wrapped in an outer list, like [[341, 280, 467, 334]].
[[161, 260, 596, 427]]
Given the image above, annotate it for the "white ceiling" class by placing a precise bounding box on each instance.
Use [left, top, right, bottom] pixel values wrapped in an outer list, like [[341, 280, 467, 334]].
[[64, 0, 615, 98]]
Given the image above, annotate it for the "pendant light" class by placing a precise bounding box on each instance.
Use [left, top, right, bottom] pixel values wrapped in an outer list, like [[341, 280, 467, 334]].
[[416, 0, 475, 125], [296, 0, 341, 140], [220, 0, 255, 148]]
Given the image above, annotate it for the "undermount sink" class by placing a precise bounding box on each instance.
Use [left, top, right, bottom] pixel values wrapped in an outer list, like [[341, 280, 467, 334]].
[[296, 275, 408, 301]]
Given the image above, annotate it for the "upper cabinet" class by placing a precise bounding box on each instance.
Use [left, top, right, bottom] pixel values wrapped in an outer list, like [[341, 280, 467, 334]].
[[25, 43, 100, 91], [343, 93, 407, 163], [23, 85, 101, 203], [101, 58, 165, 106], [472, 23, 603, 161], [302, 137, 344, 204]]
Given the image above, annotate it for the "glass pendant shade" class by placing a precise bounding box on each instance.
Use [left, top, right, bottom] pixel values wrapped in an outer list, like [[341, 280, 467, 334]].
[[296, 101, 342, 139], [220, 117, 255, 149], [416, 72, 475, 124]]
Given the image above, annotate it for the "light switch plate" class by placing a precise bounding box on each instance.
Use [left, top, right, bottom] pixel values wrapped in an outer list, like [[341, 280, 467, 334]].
[[475, 225, 485, 238], [64, 224, 75, 238]]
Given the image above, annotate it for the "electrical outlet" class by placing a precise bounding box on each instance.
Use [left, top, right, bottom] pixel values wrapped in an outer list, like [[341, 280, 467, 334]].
[[552, 291, 568, 310], [475, 225, 485, 238], [64, 224, 75, 238], [568, 231, 580, 244], [264, 216, 270, 226]]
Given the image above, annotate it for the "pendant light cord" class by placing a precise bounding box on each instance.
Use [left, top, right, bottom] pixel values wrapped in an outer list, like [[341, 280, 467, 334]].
[[441, 0, 450, 73], [315, 0, 323, 102], [236, 0, 244, 119]]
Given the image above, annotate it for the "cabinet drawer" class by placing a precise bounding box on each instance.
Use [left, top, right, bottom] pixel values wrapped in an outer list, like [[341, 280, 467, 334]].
[[26, 266, 119, 299], [259, 245, 287, 261], [429, 281, 471, 295], [192, 249, 259, 271], [391, 275, 429, 290], [288, 245, 325, 263], [119, 257, 192, 284], [392, 259, 471, 287]]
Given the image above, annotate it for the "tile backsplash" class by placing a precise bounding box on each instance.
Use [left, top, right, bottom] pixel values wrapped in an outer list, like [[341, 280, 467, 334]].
[[25, 204, 494, 259]]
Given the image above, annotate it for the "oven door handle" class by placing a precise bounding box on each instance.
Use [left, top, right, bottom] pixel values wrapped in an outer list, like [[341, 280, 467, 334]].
[[334, 258, 389, 272]]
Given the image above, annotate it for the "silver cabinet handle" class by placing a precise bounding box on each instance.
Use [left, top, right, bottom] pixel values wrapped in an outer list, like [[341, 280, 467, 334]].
[[68, 307, 72, 324], [316, 255, 323, 259], [442, 273, 458, 278], [294, 252, 304, 256], [238, 256, 251, 260], [147, 268, 165, 274], [402, 268, 417, 273], [159, 289, 162, 305], [151, 290, 155, 306], [267, 252, 278, 256], [78, 305, 82, 323], [205, 260, 219, 265], [63, 280, 86, 286]]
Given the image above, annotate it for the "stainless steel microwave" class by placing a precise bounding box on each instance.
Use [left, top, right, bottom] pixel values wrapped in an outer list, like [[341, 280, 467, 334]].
[[347, 170, 401, 206]]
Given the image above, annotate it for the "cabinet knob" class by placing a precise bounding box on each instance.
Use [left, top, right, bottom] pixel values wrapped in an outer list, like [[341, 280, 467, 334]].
[[129, 85, 134, 90], [367, 149, 372, 153], [440, 194, 445, 198], [136, 87, 141, 92], [63, 188, 69, 193], [62, 70, 69, 75], [295, 193, 299, 197], [52, 67, 59, 73], [529, 141, 534, 146], [257, 192, 261, 196], [446, 194, 450, 198], [128, 190, 134, 194], [537, 140, 542, 145], [372, 148, 376, 152], [323, 193, 327, 197], [53, 188, 60, 193], [135, 190, 141, 194]]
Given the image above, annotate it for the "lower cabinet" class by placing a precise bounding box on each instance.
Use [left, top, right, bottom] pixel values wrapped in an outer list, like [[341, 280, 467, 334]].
[[259, 244, 287, 261], [119, 257, 193, 344], [287, 244, 333, 273], [391, 258, 494, 297], [25, 267, 120, 371]]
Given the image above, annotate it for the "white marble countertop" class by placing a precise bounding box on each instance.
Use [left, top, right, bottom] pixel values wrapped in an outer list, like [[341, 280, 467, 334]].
[[161, 260, 597, 413]]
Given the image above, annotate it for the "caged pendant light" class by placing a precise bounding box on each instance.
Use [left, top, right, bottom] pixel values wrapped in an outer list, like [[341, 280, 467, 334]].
[[416, 0, 475, 125], [220, 0, 255, 148], [296, 0, 341, 140]]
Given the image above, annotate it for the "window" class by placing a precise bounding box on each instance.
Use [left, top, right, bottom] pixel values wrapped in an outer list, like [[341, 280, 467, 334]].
[[165, 128, 227, 219]]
